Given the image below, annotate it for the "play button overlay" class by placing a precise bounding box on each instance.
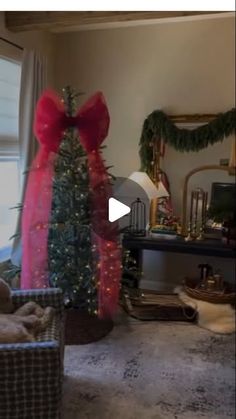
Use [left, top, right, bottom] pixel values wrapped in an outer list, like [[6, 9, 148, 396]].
[[91, 176, 149, 241], [108, 198, 130, 222]]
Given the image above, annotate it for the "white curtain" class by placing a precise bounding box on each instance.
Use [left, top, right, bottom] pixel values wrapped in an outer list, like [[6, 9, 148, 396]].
[[11, 50, 47, 266]]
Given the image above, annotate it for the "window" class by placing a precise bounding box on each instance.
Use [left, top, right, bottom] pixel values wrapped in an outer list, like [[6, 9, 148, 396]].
[[0, 56, 21, 260]]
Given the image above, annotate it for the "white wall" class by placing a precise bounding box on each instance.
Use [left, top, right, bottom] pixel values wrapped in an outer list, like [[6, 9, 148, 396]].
[[54, 16, 236, 289], [55, 15, 235, 210]]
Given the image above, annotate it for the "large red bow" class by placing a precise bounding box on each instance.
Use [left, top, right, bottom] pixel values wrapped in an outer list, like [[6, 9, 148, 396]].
[[21, 89, 121, 319], [34, 89, 110, 153]]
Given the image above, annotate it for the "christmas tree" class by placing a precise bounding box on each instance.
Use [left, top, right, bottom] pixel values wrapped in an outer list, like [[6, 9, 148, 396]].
[[20, 86, 121, 319], [48, 87, 97, 313]]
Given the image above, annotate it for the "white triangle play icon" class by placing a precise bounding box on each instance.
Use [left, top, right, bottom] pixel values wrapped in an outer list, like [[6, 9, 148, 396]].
[[108, 197, 131, 222]]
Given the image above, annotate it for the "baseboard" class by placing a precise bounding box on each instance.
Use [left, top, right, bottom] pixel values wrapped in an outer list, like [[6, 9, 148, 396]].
[[140, 279, 179, 292]]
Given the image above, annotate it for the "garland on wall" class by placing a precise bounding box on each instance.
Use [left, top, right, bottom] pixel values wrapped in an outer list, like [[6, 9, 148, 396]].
[[139, 108, 236, 173]]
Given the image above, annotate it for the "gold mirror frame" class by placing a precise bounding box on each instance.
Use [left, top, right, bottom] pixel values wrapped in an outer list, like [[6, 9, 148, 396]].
[[147, 112, 235, 231], [181, 164, 234, 236]]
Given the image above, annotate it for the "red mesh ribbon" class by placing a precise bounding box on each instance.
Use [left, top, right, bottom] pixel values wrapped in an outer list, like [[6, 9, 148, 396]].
[[21, 89, 121, 319]]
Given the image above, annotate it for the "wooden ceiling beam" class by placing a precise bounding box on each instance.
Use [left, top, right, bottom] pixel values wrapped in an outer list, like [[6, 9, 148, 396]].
[[5, 11, 223, 32]]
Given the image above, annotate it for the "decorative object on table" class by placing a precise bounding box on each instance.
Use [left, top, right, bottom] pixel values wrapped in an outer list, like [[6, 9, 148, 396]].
[[149, 226, 177, 239], [129, 197, 146, 236], [139, 108, 236, 174], [148, 179, 171, 229], [121, 288, 196, 322], [176, 285, 235, 334], [181, 164, 231, 236], [143, 131, 173, 229], [20, 86, 121, 329], [185, 187, 208, 241], [150, 213, 180, 239], [126, 171, 168, 233]]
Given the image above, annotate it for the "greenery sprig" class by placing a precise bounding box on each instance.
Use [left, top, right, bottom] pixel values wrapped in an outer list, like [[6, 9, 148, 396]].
[[139, 108, 236, 173]]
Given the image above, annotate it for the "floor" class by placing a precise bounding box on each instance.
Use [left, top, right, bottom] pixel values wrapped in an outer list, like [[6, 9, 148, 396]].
[[62, 311, 235, 419]]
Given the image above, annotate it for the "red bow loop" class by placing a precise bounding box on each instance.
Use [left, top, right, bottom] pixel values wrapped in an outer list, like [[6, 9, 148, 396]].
[[33, 89, 110, 154], [33, 90, 66, 152], [77, 91, 110, 152]]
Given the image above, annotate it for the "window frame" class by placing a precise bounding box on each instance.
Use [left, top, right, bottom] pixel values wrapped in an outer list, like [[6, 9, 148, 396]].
[[0, 157, 21, 262], [0, 43, 22, 260], [0, 51, 22, 156]]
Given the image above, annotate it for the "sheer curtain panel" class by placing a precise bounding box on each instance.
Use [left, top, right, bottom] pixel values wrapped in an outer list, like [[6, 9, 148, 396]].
[[11, 50, 47, 266]]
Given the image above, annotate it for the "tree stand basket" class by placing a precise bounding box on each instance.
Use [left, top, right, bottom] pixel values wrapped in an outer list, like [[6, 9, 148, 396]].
[[65, 308, 113, 345]]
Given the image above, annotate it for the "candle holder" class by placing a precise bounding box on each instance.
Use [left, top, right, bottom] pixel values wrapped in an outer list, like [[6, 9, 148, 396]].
[[196, 226, 205, 240], [185, 221, 194, 241], [187, 188, 208, 241], [181, 165, 230, 236]]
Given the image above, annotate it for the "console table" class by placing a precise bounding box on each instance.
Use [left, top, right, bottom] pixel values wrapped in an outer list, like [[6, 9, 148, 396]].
[[122, 234, 235, 288], [123, 235, 235, 258]]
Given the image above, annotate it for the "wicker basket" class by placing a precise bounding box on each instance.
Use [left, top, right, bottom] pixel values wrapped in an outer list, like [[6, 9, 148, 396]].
[[184, 277, 236, 304], [121, 289, 197, 321]]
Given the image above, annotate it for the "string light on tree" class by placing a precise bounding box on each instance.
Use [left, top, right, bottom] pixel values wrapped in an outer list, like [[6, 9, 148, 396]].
[[48, 87, 97, 311]]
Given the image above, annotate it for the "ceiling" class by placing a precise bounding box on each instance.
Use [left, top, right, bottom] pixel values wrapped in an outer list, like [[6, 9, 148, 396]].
[[4, 11, 229, 33]]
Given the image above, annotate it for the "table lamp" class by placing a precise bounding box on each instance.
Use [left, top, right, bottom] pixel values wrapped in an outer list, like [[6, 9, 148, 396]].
[[129, 171, 169, 200]]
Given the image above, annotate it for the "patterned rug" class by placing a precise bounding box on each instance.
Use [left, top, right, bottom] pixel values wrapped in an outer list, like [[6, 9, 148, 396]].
[[62, 311, 235, 419]]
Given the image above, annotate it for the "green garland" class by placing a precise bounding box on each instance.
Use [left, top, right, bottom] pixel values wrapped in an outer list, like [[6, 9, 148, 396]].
[[139, 108, 236, 172]]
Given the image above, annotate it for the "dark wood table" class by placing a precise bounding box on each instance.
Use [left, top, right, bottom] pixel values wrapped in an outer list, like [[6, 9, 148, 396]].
[[123, 234, 235, 258], [122, 234, 235, 288]]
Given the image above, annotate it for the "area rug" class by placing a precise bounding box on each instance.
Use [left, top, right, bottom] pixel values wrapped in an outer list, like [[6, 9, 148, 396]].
[[62, 311, 235, 419]]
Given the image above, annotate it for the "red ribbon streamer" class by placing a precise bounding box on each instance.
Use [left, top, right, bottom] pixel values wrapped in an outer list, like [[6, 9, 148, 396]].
[[21, 89, 121, 319]]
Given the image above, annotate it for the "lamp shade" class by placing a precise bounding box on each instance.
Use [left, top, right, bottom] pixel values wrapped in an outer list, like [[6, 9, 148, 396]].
[[128, 172, 169, 200]]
